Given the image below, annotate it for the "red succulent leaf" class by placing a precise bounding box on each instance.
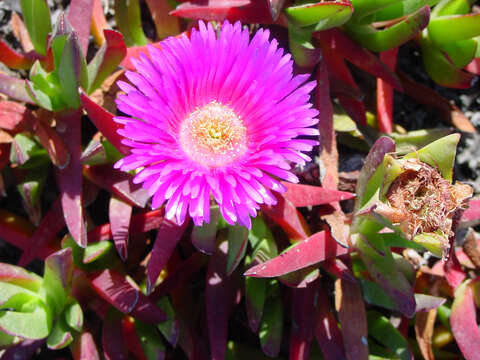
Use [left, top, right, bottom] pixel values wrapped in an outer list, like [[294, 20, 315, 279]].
[[18, 197, 64, 267], [0, 73, 35, 104], [0, 339, 44, 360], [290, 284, 317, 360], [171, 0, 274, 24], [83, 164, 150, 208], [89, 269, 166, 323], [315, 55, 338, 190], [244, 231, 349, 278], [444, 248, 466, 290], [121, 317, 148, 360], [465, 58, 480, 75], [315, 289, 346, 359], [335, 279, 369, 360], [31, 110, 70, 168], [315, 29, 402, 91], [322, 47, 366, 125], [120, 42, 163, 71], [149, 252, 208, 300], [103, 310, 128, 360], [450, 278, 480, 360], [321, 257, 356, 283], [67, 0, 94, 55], [261, 192, 310, 241], [282, 182, 354, 207], [462, 199, 480, 224], [0, 39, 34, 69], [109, 196, 132, 261], [71, 330, 101, 360], [146, 218, 189, 294], [377, 47, 398, 133], [206, 240, 233, 360], [80, 92, 130, 154], [55, 109, 87, 247], [0, 101, 32, 131], [87, 209, 164, 243]]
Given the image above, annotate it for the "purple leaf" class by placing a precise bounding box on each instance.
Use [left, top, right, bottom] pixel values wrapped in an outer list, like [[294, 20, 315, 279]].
[[206, 240, 233, 360], [191, 206, 219, 255], [67, 0, 93, 55], [18, 197, 64, 266], [335, 279, 369, 360], [103, 310, 128, 360], [415, 294, 446, 313], [244, 231, 349, 278], [149, 252, 208, 300], [109, 196, 132, 261], [146, 218, 189, 294], [89, 269, 166, 324], [450, 278, 480, 360], [0, 339, 44, 360], [290, 285, 317, 360], [80, 92, 130, 154], [261, 192, 309, 241], [55, 109, 87, 247], [315, 289, 346, 360], [171, 0, 274, 23], [71, 330, 100, 360], [0, 73, 34, 104], [0, 262, 42, 291], [282, 182, 354, 207], [87, 209, 164, 243], [84, 164, 150, 208], [226, 225, 248, 275], [315, 29, 402, 91]]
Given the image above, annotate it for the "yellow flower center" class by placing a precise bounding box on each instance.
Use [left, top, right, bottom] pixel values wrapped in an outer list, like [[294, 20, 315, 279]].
[[180, 101, 247, 167]]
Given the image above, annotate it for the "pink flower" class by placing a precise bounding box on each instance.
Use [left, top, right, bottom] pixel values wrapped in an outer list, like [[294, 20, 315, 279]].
[[115, 21, 319, 228]]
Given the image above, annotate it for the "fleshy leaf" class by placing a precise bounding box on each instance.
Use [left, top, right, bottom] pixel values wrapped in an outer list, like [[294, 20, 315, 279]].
[[404, 133, 460, 182], [290, 285, 317, 360], [0, 263, 42, 291], [282, 182, 354, 207], [0, 297, 51, 339], [146, 219, 188, 294], [64, 301, 83, 332], [346, 6, 430, 52], [87, 30, 127, 93], [259, 295, 283, 358], [191, 205, 220, 255], [115, 0, 148, 47], [109, 196, 132, 261], [428, 13, 480, 45], [42, 248, 73, 314], [102, 309, 128, 360], [135, 320, 166, 360], [450, 278, 480, 360], [367, 311, 414, 360], [226, 225, 249, 275], [46, 316, 73, 350], [285, 1, 353, 29], [66, 0, 94, 55], [19, 0, 52, 55], [145, 0, 180, 39], [156, 296, 179, 347], [245, 231, 348, 278]]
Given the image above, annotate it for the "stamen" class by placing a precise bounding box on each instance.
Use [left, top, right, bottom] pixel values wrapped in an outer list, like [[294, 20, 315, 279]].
[[180, 101, 247, 167]]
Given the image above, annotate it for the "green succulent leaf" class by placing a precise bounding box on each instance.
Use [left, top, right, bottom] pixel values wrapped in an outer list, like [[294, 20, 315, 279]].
[[259, 296, 283, 358], [285, 1, 353, 30], [0, 296, 51, 339], [412, 232, 445, 257], [226, 225, 249, 275], [42, 248, 73, 314], [115, 0, 148, 47], [367, 311, 414, 360], [404, 133, 460, 182], [346, 6, 430, 52], [135, 320, 166, 360], [64, 301, 83, 332], [156, 297, 179, 347], [9, 133, 49, 169], [46, 316, 73, 350], [19, 0, 52, 55], [428, 13, 480, 45]]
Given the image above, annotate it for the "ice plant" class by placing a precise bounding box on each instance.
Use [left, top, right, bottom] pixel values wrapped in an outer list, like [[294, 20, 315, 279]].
[[114, 21, 319, 228]]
